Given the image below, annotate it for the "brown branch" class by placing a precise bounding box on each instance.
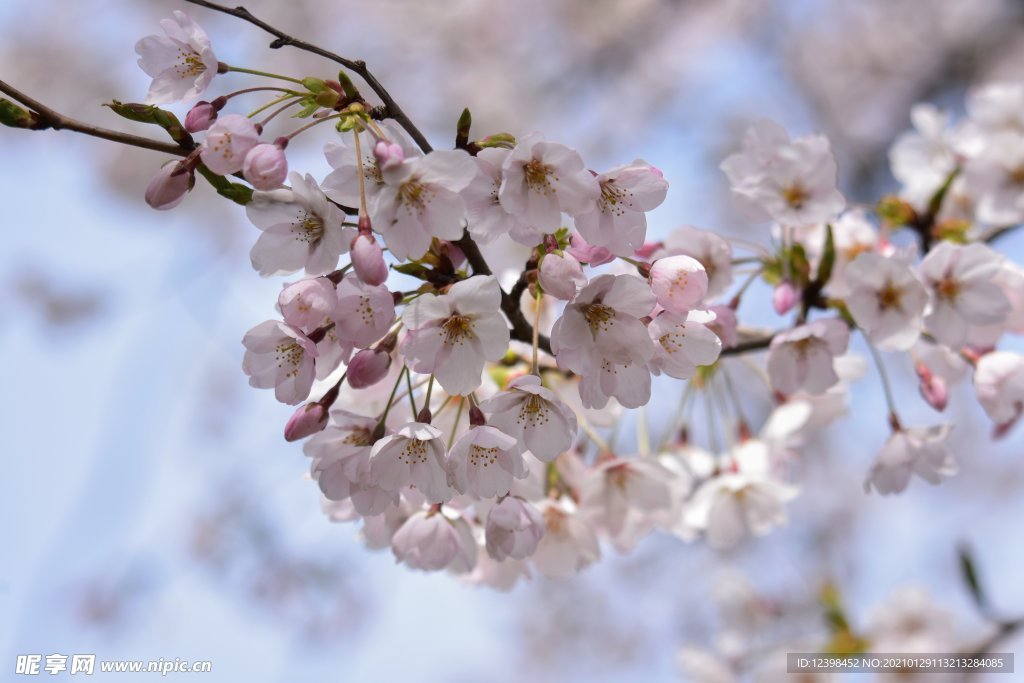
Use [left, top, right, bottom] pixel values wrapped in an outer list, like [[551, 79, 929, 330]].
[[182, 0, 433, 153], [0, 80, 194, 157]]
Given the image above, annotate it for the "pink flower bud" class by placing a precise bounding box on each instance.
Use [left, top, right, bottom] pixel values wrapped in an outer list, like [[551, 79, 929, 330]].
[[772, 280, 798, 315], [351, 232, 388, 286], [567, 232, 614, 266], [915, 362, 948, 411], [648, 255, 709, 314], [539, 251, 586, 300], [243, 142, 288, 190], [284, 402, 329, 441], [184, 101, 218, 132], [373, 139, 405, 170], [346, 348, 392, 388], [144, 161, 193, 210]]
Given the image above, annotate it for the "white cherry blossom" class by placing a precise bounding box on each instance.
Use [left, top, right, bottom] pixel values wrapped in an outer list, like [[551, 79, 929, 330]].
[[391, 509, 476, 573], [446, 425, 525, 498], [573, 160, 668, 256], [973, 351, 1024, 429], [647, 310, 722, 380], [135, 11, 218, 104], [766, 318, 850, 396], [246, 173, 354, 277], [918, 242, 1010, 348], [864, 424, 956, 495], [368, 422, 453, 503], [241, 320, 317, 405], [844, 253, 928, 351], [401, 275, 510, 396], [479, 374, 578, 462], [485, 496, 545, 561], [498, 133, 599, 241]]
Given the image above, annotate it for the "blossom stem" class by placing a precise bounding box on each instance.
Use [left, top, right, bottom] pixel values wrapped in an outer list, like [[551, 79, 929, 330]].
[[284, 113, 344, 141], [223, 64, 305, 85], [352, 129, 370, 218], [424, 374, 435, 410], [728, 267, 765, 309], [531, 287, 542, 376], [405, 367, 418, 417], [865, 334, 901, 429], [449, 398, 465, 448], [226, 86, 299, 100], [256, 97, 303, 127], [636, 404, 651, 457], [376, 366, 407, 430]]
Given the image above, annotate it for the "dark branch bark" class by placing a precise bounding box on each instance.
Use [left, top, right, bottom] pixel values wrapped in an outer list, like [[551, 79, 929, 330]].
[[182, 0, 433, 153], [0, 80, 194, 156]]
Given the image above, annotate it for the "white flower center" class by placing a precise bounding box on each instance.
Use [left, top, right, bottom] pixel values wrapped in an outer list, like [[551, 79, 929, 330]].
[[599, 180, 629, 217], [398, 439, 429, 465], [581, 302, 615, 335], [516, 394, 552, 428]]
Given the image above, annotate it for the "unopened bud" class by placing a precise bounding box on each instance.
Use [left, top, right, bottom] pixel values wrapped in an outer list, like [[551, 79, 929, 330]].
[[772, 280, 798, 315], [145, 161, 194, 210], [284, 402, 329, 441], [242, 142, 288, 190], [915, 362, 948, 411], [347, 348, 392, 389], [350, 232, 388, 286], [184, 101, 218, 132], [373, 139, 405, 169]]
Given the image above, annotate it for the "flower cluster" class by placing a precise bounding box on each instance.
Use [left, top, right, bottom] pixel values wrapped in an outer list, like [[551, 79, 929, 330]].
[[110, 11, 1024, 585]]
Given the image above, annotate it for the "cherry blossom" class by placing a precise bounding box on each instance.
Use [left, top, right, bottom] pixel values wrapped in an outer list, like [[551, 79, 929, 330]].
[[368, 422, 453, 504], [573, 160, 668, 255], [401, 275, 510, 396], [241, 320, 318, 405], [844, 253, 928, 351], [446, 425, 526, 498], [647, 310, 722, 380], [498, 133, 599, 241], [463, 147, 533, 245], [391, 509, 477, 573], [864, 424, 956, 495], [306, 411, 395, 515], [721, 119, 846, 226], [889, 104, 957, 212], [685, 442, 798, 550], [246, 173, 354, 277], [973, 351, 1024, 430], [531, 499, 601, 578], [277, 277, 336, 331], [918, 242, 1010, 348], [199, 114, 260, 176], [767, 319, 850, 396], [333, 274, 395, 349], [478, 374, 578, 462], [135, 11, 218, 105], [369, 149, 478, 260], [580, 457, 676, 552], [484, 496, 545, 561]]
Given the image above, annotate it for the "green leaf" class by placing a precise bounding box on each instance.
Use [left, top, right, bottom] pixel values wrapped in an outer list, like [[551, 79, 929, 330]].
[[958, 544, 988, 612], [196, 164, 253, 205], [292, 97, 321, 119], [103, 100, 193, 146], [392, 262, 431, 280]]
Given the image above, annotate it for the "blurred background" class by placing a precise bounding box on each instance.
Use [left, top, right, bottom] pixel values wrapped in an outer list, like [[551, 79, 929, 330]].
[[2, 0, 1024, 680]]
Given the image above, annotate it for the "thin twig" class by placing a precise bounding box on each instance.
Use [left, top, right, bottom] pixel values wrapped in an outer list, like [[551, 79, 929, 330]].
[[0, 79, 194, 156], [183, 0, 433, 153]]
